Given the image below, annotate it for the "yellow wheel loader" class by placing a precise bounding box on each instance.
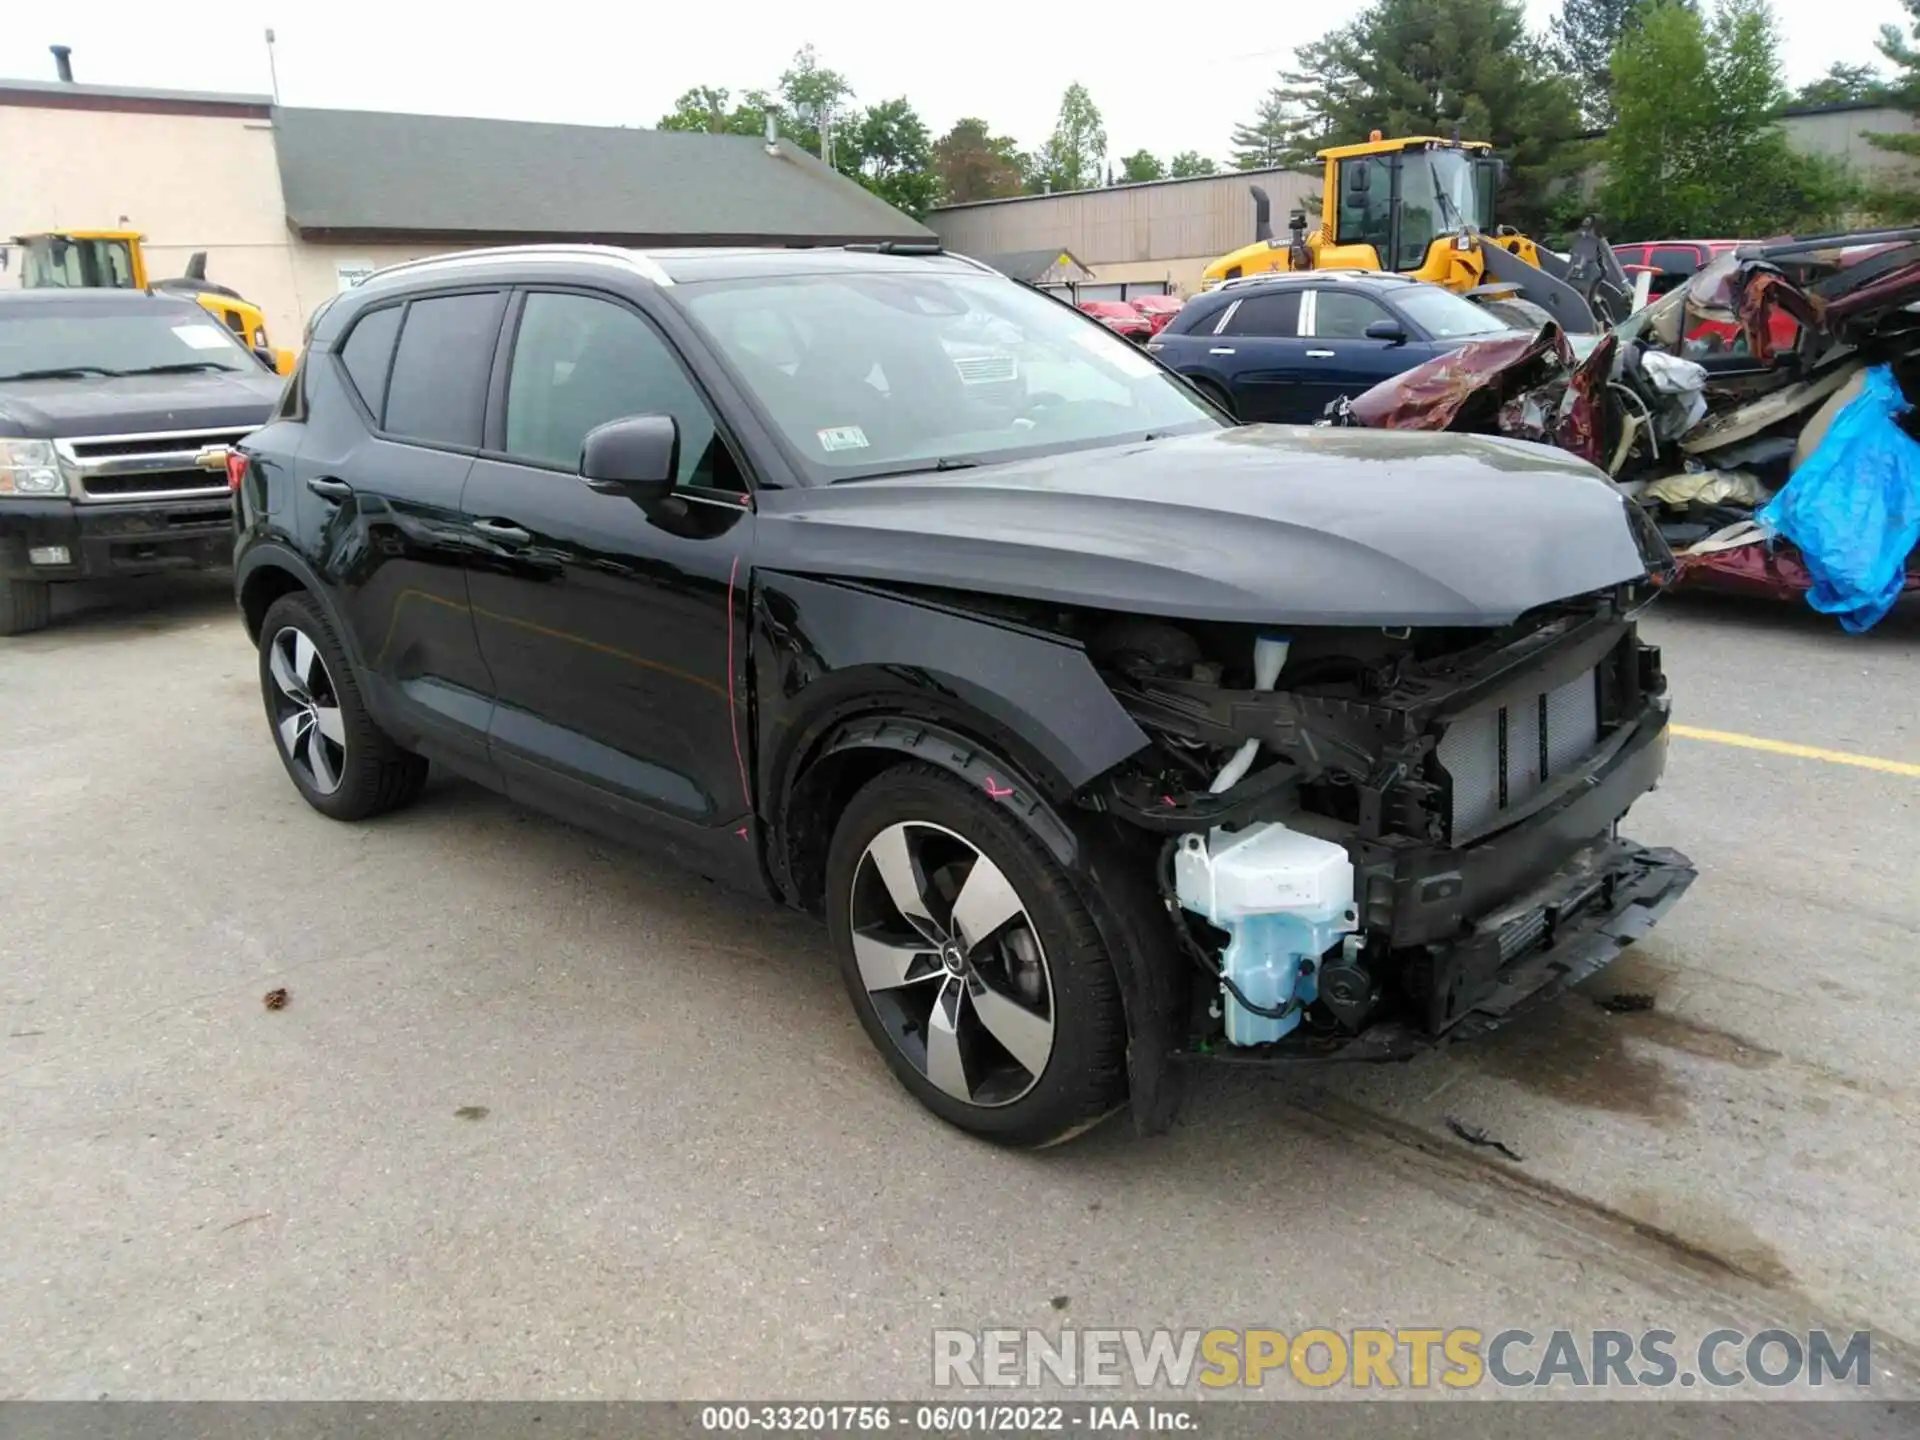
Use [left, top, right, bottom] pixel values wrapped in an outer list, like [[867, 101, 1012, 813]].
[[12, 230, 296, 374], [1200, 133, 1633, 334]]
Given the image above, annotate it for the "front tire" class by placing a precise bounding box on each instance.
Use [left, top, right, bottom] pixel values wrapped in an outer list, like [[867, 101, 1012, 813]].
[[0, 579, 51, 636], [826, 763, 1127, 1147], [257, 591, 428, 820]]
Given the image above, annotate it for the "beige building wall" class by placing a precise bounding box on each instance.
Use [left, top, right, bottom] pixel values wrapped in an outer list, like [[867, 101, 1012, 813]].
[[0, 98, 470, 347], [1781, 106, 1920, 182], [929, 169, 1318, 296]]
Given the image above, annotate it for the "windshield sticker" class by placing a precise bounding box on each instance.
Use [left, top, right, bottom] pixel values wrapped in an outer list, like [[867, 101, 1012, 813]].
[[817, 425, 869, 452], [172, 324, 234, 351], [1073, 328, 1158, 377]]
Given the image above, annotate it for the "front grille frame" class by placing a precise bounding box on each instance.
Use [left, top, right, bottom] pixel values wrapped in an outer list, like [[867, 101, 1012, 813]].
[[55, 426, 252, 504]]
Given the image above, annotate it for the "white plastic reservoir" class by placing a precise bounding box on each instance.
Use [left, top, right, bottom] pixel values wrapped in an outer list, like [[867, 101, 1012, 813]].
[[1173, 822, 1358, 1046]]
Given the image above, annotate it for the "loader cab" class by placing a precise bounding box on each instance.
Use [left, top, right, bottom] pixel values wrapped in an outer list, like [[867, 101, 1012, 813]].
[[14, 231, 147, 290], [1324, 138, 1498, 276]]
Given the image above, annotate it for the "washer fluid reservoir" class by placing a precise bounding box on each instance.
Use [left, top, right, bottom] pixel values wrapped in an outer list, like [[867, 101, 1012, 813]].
[[1173, 822, 1358, 1046]]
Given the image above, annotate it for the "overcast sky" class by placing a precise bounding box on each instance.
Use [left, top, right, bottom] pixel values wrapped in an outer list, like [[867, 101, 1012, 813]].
[[0, 0, 1902, 166]]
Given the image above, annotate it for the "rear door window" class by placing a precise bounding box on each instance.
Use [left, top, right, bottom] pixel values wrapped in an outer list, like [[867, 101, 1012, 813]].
[[382, 291, 508, 448], [337, 304, 401, 421], [1221, 292, 1303, 338]]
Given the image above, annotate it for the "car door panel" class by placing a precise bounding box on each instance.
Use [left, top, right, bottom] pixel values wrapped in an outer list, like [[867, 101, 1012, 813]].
[[460, 288, 757, 881], [294, 292, 502, 771], [1212, 291, 1313, 422], [1299, 288, 1409, 417]]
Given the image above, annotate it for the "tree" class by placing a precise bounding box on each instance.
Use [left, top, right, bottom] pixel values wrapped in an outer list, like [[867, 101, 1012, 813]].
[[1168, 151, 1219, 178], [657, 86, 735, 134], [1794, 61, 1886, 107], [1865, 0, 1920, 215], [779, 45, 856, 166], [850, 98, 940, 216], [1229, 89, 1308, 169], [1547, 0, 1682, 128], [931, 118, 1028, 203], [1036, 83, 1107, 192], [1601, 0, 1851, 240], [1244, 0, 1584, 231], [1118, 150, 1165, 182]]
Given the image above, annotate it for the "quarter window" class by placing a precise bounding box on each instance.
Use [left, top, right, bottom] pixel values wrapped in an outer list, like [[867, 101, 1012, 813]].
[[504, 292, 723, 487], [337, 304, 401, 420], [383, 291, 507, 448]]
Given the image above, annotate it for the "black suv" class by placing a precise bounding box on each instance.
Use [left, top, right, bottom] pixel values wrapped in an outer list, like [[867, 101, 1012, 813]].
[[0, 289, 284, 634], [234, 244, 1694, 1146]]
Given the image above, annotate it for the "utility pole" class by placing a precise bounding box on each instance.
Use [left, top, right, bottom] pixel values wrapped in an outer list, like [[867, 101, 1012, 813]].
[[264, 28, 281, 104]]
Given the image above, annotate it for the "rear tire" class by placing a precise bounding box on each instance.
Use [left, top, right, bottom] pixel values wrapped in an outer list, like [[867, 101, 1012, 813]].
[[826, 763, 1128, 1147], [0, 580, 51, 636], [257, 591, 428, 821]]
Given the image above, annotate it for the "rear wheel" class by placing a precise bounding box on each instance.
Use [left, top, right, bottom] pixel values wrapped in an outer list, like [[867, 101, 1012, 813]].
[[826, 764, 1127, 1147], [257, 591, 428, 820], [0, 579, 51, 636]]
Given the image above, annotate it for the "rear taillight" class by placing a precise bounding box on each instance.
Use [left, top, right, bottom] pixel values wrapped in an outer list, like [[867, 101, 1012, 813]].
[[227, 451, 248, 491]]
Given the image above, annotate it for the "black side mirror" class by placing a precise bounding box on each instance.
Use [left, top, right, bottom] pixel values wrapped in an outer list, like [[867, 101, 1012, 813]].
[[1347, 164, 1371, 195], [1364, 319, 1408, 345], [253, 346, 278, 370], [581, 414, 678, 501]]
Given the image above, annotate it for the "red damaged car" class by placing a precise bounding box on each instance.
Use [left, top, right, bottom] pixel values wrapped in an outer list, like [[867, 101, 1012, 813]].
[[1078, 299, 1153, 343], [1130, 294, 1186, 334]]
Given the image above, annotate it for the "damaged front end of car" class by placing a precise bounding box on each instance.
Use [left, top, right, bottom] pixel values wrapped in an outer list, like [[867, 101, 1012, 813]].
[[1078, 589, 1696, 1068]]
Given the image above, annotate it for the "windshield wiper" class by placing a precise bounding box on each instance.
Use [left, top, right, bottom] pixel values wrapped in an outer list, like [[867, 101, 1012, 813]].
[[120, 361, 242, 376], [840, 457, 981, 481], [0, 365, 124, 380], [1431, 161, 1464, 231]]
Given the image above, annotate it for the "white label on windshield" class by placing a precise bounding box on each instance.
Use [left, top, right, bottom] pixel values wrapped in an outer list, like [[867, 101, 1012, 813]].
[[172, 323, 233, 351], [817, 425, 869, 452], [1074, 328, 1158, 376]]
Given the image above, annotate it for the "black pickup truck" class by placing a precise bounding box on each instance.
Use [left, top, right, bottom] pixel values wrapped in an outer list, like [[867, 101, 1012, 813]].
[[0, 289, 284, 634]]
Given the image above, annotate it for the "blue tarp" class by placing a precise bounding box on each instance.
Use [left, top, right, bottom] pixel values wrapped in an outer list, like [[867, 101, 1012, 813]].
[[1758, 365, 1920, 632]]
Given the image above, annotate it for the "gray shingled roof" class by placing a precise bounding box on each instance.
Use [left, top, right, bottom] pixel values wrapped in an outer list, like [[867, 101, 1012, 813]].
[[271, 106, 932, 244]]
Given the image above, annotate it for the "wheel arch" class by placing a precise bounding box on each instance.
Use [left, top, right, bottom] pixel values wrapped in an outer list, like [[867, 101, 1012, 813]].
[[235, 543, 361, 664], [775, 707, 1186, 1136]]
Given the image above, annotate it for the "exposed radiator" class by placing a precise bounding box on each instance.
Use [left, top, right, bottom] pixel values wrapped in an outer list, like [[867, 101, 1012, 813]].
[[1436, 667, 1601, 840]]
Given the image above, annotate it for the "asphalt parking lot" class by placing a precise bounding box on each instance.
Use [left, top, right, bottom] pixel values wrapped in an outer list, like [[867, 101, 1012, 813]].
[[2, 573, 1918, 1410]]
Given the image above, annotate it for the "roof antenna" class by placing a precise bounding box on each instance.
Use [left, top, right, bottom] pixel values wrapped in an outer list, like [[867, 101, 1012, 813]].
[[50, 45, 74, 83], [763, 105, 779, 155], [264, 29, 281, 105]]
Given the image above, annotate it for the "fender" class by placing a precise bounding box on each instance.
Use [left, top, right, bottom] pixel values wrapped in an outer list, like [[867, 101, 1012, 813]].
[[234, 539, 363, 663], [752, 570, 1150, 810]]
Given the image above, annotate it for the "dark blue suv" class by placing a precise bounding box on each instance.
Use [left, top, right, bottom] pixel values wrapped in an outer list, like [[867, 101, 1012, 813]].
[[1150, 272, 1519, 424]]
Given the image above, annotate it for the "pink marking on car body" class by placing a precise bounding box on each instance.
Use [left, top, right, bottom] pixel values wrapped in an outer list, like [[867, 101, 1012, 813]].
[[984, 777, 1015, 800]]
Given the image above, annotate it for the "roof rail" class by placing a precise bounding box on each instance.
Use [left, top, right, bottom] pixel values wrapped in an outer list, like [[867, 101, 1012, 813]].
[[360, 244, 674, 288], [1210, 267, 1388, 292]]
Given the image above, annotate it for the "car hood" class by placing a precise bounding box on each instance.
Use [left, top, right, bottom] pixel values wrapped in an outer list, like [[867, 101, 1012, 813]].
[[0, 370, 284, 438], [754, 425, 1664, 627]]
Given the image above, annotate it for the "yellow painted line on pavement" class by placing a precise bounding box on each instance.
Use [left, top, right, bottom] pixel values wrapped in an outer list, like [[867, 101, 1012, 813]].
[[1671, 724, 1920, 778]]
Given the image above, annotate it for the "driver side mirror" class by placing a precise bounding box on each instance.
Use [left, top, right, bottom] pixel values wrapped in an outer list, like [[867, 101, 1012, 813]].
[[1364, 319, 1408, 345], [581, 414, 678, 502]]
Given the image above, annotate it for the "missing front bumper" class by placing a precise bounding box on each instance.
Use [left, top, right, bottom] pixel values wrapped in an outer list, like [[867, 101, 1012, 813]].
[[1178, 838, 1696, 1067]]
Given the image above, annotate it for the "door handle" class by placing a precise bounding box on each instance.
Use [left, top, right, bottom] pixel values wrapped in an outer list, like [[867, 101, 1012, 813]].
[[1209, 346, 1236, 355], [306, 476, 352, 500], [1306, 349, 1336, 359], [471, 518, 532, 545]]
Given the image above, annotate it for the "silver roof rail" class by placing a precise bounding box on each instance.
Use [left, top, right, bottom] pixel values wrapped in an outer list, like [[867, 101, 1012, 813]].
[[359, 244, 674, 288]]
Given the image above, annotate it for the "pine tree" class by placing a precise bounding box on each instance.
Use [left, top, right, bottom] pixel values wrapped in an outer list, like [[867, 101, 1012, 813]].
[[1548, 0, 1686, 127]]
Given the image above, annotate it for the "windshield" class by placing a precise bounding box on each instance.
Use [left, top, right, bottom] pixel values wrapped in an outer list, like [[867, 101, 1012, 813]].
[[1394, 150, 1483, 270], [1393, 285, 1515, 340], [0, 309, 257, 380], [678, 271, 1219, 481]]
